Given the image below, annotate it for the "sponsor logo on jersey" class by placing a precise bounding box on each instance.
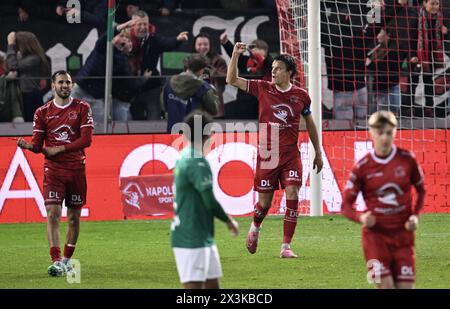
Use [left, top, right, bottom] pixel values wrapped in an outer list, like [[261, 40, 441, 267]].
[[260, 179, 271, 187], [367, 172, 383, 179]]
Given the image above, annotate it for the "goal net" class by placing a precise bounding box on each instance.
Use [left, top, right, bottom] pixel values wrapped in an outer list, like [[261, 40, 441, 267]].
[[274, 0, 450, 216]]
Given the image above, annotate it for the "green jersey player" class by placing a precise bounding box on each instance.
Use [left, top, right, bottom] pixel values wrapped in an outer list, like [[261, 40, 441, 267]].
[[171, 111, 239, 289]]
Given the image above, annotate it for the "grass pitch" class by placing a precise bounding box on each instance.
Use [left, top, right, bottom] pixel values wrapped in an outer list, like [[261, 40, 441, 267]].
[[0, 214, 449, 288]]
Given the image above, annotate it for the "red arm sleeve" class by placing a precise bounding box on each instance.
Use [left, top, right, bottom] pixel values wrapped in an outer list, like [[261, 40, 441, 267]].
[[64, 127, 93, 152], [63, 103, 94, 152], [30, 108, 45, 153], [341, 167, 362, 223]]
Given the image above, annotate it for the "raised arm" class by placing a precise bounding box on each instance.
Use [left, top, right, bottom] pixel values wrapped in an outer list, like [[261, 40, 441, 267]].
[[226, 42, 248, 91]]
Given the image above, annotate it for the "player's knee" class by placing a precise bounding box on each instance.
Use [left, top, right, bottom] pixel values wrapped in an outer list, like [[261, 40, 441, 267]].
[[68, 215, 80, 227], [259, 199, 272, 210], [285, 187, 299, 200], [46, 205, 61, 222]]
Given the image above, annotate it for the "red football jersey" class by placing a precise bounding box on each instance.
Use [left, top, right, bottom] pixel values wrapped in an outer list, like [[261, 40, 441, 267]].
[[247, 80, 311, 152], [344, 145, 424, 230], [32, 98, 94, 170]]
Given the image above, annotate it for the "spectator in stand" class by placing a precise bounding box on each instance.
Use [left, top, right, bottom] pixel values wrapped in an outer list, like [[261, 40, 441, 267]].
[[220, 33, 273, 119], [161, 54, 218, 132], [321, 3, 368, 120], [409, 0, 448, 117], [71, 20, 146, 124], [6, 31, 50, 122], [364, 0, 418, 117], [128, 10, 188, 120], [193, 33, 227, 117]]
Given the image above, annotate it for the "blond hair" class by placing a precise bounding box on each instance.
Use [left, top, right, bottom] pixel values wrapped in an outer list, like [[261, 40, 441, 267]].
[[368, 111, 398, 128]]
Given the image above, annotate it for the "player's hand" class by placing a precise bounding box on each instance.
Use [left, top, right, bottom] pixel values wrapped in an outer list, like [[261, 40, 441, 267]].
[[17, 137, 31, 150], [313, 152, 323, 173], [43, 146, 65, 158], [117, 18, 138, 32], [56, 6, 65, 16], [220, 32, 228, 44], [405, 215, 419, 231], [233, 42, 247, 55], [410, 57, 419, 64], [226, 216, 239, 237], [176, 31, 189, 41], [442, 25, 448, 35], [359, 211, 376, 228]]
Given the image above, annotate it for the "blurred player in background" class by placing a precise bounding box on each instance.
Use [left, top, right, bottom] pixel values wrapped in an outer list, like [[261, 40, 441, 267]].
[[170, 111, 239, 289], [226, 42, 323, 258], [17, 70, 94, 277], [342, 111, 425, 289]]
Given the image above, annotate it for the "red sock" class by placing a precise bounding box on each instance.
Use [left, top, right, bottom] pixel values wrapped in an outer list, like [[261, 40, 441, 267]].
[[253, 202, 269, 228], [64, 244, 76, 260], [50, 247, 61, 262], [283, 200, 299, 244]]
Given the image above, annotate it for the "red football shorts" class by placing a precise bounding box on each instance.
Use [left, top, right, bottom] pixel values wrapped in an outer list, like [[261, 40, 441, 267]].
[[254, 150, 302, 192], [43, 167, 87, 208], [362, 228, 416, 283]]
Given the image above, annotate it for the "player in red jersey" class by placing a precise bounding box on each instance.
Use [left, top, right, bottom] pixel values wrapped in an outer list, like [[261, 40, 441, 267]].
[[342, 111, 426, 289], [227, 42, 323, 258], [17, 70, 94, 276]]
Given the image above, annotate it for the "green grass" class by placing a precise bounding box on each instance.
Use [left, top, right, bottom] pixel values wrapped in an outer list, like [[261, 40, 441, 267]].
[[0, 214, 449, 288]]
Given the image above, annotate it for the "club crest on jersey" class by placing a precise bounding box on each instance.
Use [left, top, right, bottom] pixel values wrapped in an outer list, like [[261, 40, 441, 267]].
[[51, 124, 75, 143], [290, 96, 300, 104], [69, 111, 78, 120], [271, 103, 294, 124], [394, 166, 406, 178]]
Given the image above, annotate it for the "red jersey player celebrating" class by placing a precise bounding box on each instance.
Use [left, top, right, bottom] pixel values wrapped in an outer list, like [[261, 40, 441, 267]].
[[17, 70, 94, 276], [226, 42, 323, 258], [342, 111, 426, 289]]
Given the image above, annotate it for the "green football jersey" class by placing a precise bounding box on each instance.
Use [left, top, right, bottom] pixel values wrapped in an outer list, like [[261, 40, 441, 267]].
[[170, 146, 228, 248]]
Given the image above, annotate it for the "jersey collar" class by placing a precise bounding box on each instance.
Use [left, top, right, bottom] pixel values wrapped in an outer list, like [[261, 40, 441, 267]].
[[275, 83, 292, 93], [53, 97, 73, 109], [370, 145, 397, 164]]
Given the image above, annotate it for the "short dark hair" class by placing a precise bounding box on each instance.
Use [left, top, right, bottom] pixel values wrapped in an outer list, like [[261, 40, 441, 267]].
[[51, 70, 71, 82], [183, 110, 213, 143], [274, 54, 297, 78], [185, 54, 209, 73], [250, 39, 269, 53]]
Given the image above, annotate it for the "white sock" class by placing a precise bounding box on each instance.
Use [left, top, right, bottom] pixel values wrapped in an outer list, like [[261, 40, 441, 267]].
[[281, 243, 290, 250], [250, 222, 261, 232]]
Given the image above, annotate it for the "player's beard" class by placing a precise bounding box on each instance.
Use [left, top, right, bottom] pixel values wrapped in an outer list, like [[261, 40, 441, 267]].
[[57, 89, 71, 99]]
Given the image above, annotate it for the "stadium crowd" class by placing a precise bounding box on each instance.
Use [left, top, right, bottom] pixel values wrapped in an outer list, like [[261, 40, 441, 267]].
[[0, 0, 449, 124]]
